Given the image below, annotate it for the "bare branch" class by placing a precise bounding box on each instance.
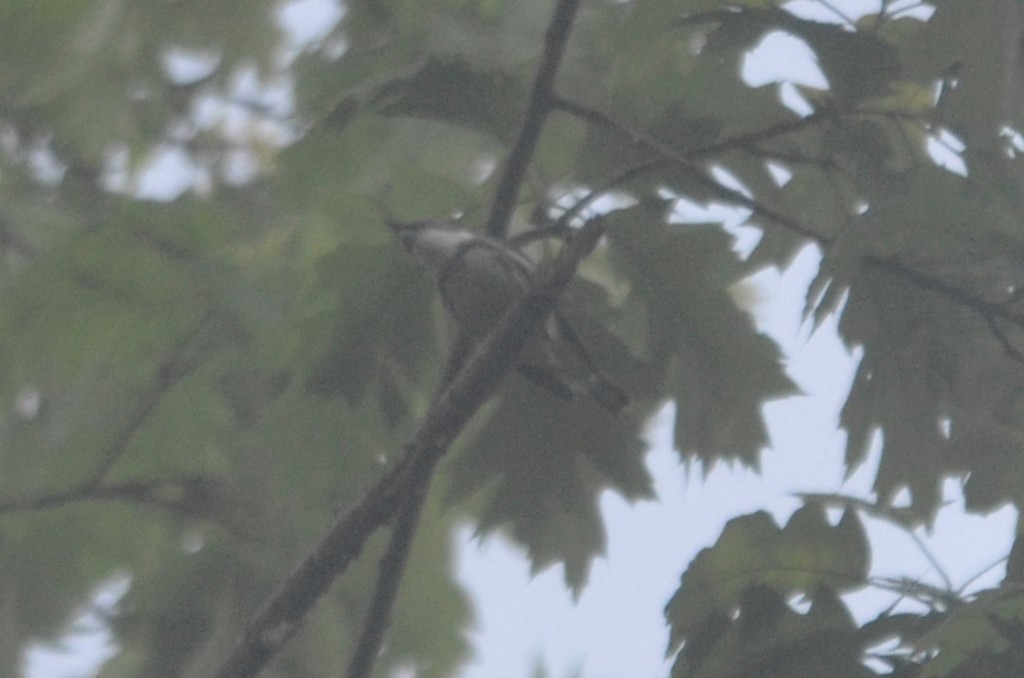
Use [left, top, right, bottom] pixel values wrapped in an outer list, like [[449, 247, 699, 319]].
[[815, 0, 857, 27], [485, 0, 584, 238], [344, 474, 431, 678], [84, 314, 214, 488], [865, 256, 1024, 335], [510, 160, 664, 247], [552, 96, 833, 161], [0, 476, 222, 517], [981, 313, 1024, 366]]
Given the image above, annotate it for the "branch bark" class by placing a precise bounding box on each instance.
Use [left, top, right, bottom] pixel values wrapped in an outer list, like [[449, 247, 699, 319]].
[[485, 0, 583, 238], [343, 472, 430, 678], [0, 476, 221, 516]]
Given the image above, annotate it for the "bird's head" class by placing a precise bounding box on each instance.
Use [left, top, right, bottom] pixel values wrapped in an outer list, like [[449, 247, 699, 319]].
[[387, 220, 475, 274]]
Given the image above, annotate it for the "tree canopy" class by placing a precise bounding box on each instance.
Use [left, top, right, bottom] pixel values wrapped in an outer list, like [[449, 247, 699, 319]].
[[3, 0, 1024, 676]]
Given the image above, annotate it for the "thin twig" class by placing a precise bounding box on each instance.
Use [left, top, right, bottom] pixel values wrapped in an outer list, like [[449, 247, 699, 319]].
[[341, 335, 467, 678], [865, 256, 1024, 334], [553, 96, 826, 241], [0, 476, 221, 517], [815, 0, 857, 26], [83, 315, 213, 488], [906, 528, 954, 592], [888, 1, 929, 20], [870, 576, 963, 610], [982, 313, 1024, 365], [957, 554, 1010, 595], [552, 96, 832, 160], [485, 0, 584, 238], [343, 466, 432, 678], [510, 160, 665, 247]]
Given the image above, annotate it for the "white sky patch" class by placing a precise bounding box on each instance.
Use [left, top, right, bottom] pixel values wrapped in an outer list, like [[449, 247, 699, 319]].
[[276, 0, 345, 47], [743, 31, 829, 90], [927, 128, 968, 176], [24, 576, 129, 678], [134, 145, 201, 201], [161, 48, 220, 85]]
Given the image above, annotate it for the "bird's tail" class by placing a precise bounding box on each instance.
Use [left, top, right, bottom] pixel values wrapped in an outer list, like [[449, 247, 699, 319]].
[[517, 364, 575, 401], [549, 312, 629, 413], [518, 364, 629, 413]]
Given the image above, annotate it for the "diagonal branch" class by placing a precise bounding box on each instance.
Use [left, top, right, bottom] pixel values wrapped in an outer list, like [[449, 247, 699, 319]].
[[0, 314, 220, 524], [511, 161, 665, 247], [486, 0, 584, 238], [554, 97, 1024, 347], [553, 96, 827, 241], [343, 467, 431, 678], [551, 96, 834, 161], [0, 476, 222, 517], [981, 312, 1024, 365], [84, 314, 214, 488], [863, 255, 1024, 332], [214, 217, 608, 678]]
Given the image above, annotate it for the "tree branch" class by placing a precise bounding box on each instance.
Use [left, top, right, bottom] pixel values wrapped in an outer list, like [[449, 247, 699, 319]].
[[0, 476, 222, 516], [510, 160, 665, 247], [83, 314, 214, 489], [981, 313, 1024, 365], [485, 0, 584, 238], [553, 96, 827, 241], [554, 98, 1024, 349], [863, 255, 1024, 329], [343, 467, 431, 678], [552, 96, 833, 161], [0, 315, 217, 521], [214, 217, 608, 678]]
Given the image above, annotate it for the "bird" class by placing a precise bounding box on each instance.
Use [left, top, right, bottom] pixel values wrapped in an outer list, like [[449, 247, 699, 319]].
[[388, 219, 629, 413]]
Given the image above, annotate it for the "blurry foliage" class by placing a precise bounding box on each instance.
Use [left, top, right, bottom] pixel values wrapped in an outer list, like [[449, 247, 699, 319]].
[[3, 0, 1024, 675]]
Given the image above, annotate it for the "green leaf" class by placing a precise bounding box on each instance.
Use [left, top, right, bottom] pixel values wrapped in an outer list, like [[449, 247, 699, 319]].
[[303, 240, 437, 412], [606, 203, 796, 466], [372, 56, 525, 141], [445, 374, 652, 594], [665, 506, 870, 676], [916, 588, 1024, 678], [947, 409, 1024, 513]]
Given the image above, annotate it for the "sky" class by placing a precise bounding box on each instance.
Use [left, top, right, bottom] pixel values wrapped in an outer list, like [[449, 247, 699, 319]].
[[24, 1, 1020, 677]]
